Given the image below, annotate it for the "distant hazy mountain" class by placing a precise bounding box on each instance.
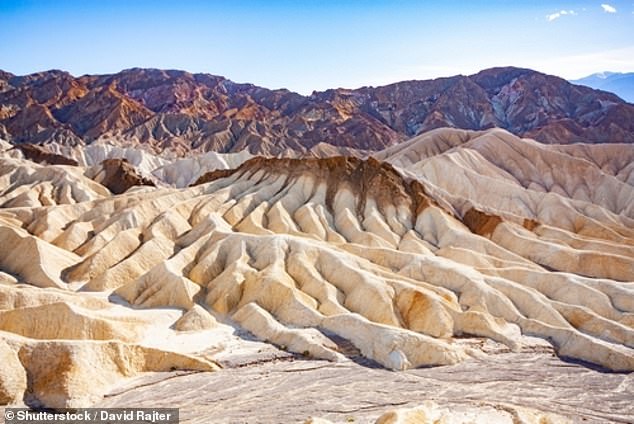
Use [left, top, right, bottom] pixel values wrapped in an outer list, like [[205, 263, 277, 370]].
[[571, 72, 634, 103], [2, 67, 634, 155]]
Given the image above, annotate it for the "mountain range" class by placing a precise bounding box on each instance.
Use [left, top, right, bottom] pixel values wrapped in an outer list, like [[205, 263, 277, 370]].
[[2, 67, 634, 156], [571, 72, 634, 104]]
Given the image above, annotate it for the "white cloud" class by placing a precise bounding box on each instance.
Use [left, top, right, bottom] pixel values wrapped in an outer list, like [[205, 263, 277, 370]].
[[546, 10, 576, 21], [601, 4, 617, 13]]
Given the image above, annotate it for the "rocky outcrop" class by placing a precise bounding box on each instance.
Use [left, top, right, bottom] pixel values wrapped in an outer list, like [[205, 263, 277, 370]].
[[0, 156, 110, 208], [173, 305, 217, 331], [192, 168, 237, 186], [462, 208, 502, 237], [1, 133, 632, 378], [14, 144, 78, 165], [0, 283, 220, 408], [194, 155, 438, 218], [14, 337, 217, 408], [44, 142, 254, 188], [0, 339, 27, 405], [87, 158, 155, 194]]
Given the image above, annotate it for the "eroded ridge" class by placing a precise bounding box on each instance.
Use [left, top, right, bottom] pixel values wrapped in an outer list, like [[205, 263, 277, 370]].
[[0, 138, 633, 408]]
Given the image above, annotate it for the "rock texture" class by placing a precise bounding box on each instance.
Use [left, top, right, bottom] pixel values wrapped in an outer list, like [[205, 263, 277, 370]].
[[0, 156, 110, 208], [9, 334, 217, 408], [173, 305, 218, 331], [0, 283, 221, 408], [311, 401, 571, 424], [0, 128, 632, 417], [64, 143, 255, 188], [97, 349, 631, 423], [14, 144, 78, 166], [0, 339, 27, 405], [85, 158, 155, 194], [1, 67, 633, 157]]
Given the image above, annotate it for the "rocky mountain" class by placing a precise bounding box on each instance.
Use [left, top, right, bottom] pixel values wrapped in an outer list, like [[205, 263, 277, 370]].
[[2, 67, 634, 156], [571, 71, 634, 103]]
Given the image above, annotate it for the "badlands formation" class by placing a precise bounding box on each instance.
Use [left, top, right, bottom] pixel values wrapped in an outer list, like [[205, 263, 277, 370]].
[[0, 128, 633, 422]]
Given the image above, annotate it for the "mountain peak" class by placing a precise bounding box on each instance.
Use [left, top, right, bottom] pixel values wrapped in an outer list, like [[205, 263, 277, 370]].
[[571, 71, 634, 103], [595, 71, 618, 79]]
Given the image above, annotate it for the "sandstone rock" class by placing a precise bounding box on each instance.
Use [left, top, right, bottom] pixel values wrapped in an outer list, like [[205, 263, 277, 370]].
[[0, 271, 18, 285], [0, 226, 79, 288], [174, 305, 217, 331], [0, 157, 109, 207], [0, 302, 144, 342], [114, 262, 201, 310], [0, 284, 107, 311], [15, 144, 78, 166], [16, 338, 218, 408], [373, 401, 571, 424], [232, 302, 343, 362], [86, 158, 155, 194], [0, 339, 27, 405]]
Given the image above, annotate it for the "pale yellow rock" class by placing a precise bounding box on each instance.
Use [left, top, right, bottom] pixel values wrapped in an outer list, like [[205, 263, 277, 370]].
[[385, 128, 634, 242], [16, 338, 218, 408], [395, 288, 454, 338], [114, 265, 201, 310], [0, 157, 109, 207], [174, 305, 218, 331], [303, 418, 334, 424], [0, 226, 79, 288], [0, 271, 18, 285], [232, 302, 344, 362], [84, 236, 174, 291], [0, 302, 144, 342], [63, 228, 142, 283], [61, 142, 253, 188], [372, 401, 572, 424], [375, 408, 428, 424], [322, 313, 466, 370], [0, 339, 27, 405], [0, 284, 108, 311]]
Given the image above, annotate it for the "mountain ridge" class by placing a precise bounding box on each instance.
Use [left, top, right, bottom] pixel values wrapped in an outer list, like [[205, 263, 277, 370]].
[[571, 71, 634, 103], [2, 66, 634, 155]]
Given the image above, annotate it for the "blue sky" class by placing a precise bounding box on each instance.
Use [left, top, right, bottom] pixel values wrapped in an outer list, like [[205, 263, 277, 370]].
[[1, 0, 633, 94]]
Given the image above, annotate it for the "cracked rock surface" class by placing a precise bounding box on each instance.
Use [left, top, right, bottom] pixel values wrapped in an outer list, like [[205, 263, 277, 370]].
[[96, 343, 632, 423]]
